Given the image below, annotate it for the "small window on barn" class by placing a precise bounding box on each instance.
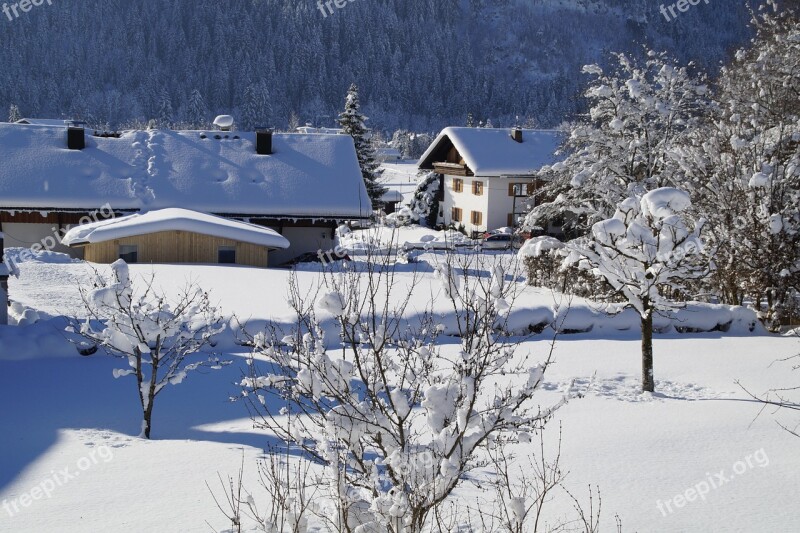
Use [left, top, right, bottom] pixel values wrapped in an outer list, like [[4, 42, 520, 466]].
[[451, 207, 462, 222], [470, 211, 483, 225], [453, 178, 463, 193], [218, 246, 236, 264], [472, 181, 484, 196], [119, 245, 138, 264]]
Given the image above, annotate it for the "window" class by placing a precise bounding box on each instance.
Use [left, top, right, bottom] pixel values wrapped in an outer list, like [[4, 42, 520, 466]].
[[509, 183, 530, 197], [118, 244, 138, 264], [451, 207, 462, 222], [470, 210, 483, 225], [472, 180, 484, 196], [218, 245, 236, 264], [452, 178, 463, 193]]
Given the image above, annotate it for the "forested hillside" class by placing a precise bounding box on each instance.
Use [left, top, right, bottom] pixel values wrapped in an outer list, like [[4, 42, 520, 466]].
[[0, 0, 758, 131]]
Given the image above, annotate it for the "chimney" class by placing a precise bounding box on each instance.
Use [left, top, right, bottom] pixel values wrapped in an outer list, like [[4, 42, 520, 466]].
[[511, 127, 523, 143], [256, 128, 273, 155], [67, 121, 86, 150], [0, 230, 8, 325]]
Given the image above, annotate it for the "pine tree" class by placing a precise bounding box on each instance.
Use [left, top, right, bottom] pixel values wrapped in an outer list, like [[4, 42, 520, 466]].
[[156, 88, 173, 129], [338, 83, 386, 209], [241, 81, 273, 131], [8, 104, 21, 123], [186, 88, 208, 129]]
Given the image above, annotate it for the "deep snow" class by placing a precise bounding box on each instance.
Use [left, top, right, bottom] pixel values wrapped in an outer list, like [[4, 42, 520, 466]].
[[0, 241, 798, 532]]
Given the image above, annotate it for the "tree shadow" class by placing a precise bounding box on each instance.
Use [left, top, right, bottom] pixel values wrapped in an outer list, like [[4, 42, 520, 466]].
[[0, 352, 285, 493]]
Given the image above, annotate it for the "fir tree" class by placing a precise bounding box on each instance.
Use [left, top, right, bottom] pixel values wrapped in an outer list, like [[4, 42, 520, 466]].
[[7, 104, 21, 123], [156, 87, 173, 129], [186, 88, 208, 129], [338, 83, 386, 209]]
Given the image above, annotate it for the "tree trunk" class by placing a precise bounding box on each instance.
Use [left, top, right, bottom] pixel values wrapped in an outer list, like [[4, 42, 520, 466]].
[[142, 400, 154, 439], [641, 306, 654, 393]]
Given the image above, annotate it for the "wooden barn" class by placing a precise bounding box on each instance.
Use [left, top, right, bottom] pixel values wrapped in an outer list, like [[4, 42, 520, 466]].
[[62, 208, 290, 268]]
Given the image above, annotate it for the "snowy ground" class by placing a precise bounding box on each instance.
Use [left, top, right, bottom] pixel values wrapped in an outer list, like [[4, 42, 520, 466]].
[[1, 238, 799, 532], [379, 161, 420, 205]]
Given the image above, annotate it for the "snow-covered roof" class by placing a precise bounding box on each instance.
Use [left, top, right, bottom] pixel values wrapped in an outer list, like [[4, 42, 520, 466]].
[[62, 208, 291, 249], [381, 189, 404, 203], [15, 118, 70, 126], [0, 123, 371, 219], [418, 127, 562, 177], [376, 147, 402, 160], [295, 126, 344, 135]]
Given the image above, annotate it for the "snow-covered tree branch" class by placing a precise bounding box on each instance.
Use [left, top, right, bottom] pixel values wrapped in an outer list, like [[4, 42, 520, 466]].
[[69, 259, 229, 438], [240, 250, 568, 532], [564, 188, 709, 392]]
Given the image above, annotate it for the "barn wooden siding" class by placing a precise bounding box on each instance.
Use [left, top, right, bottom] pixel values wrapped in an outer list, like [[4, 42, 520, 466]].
[[82, 230, 269, 267]]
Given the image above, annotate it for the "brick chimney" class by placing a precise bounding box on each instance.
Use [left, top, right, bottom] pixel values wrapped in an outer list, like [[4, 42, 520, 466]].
[[0, 230, 8, 325]]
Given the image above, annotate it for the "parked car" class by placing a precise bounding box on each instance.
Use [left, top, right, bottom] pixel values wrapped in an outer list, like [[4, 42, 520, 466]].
[[480, 233, 515, 250]]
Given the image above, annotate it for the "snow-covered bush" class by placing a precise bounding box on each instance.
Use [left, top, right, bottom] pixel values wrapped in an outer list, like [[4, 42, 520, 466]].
[[565, 189, 709, 392], [240, 252, 565, 532], [70, 259, 228, 438], [520, 237, 616, 300]]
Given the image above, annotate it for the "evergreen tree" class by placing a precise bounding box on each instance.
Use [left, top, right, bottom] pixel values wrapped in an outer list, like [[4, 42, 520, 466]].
[[338, 83, 386, 208], [156, 87, 173, 129], [241, 82, 272, 130], [186, 88, 208, 129], [7, 104, 21, 123]]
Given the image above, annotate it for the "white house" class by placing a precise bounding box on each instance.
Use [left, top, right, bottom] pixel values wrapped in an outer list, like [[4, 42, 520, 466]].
[[418, 127, 561, 236], [0, 122, 372, 268]]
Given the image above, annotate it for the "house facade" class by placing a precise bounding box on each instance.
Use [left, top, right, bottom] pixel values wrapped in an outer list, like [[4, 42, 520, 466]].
[[0, 122, 372, 267], [418, 127, 562, 237]]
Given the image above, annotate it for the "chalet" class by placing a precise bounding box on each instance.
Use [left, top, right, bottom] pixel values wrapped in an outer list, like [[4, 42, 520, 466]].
[[0, 122, 371, 323], [0, 122, 371, 267], [418, 127, 562, 237]]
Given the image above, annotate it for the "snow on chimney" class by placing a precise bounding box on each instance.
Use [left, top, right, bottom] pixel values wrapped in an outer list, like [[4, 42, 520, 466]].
[[511, 127, 523, 143], [213, 115, 235, 132]]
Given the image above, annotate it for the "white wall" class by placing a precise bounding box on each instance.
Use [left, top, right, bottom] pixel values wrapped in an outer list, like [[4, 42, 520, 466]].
[[2, 223, 84, 259], [442, 176, 490, 234], [444, 176, 540, 234], [485, 177, 537, 231], [267, 226, 336, 265]]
